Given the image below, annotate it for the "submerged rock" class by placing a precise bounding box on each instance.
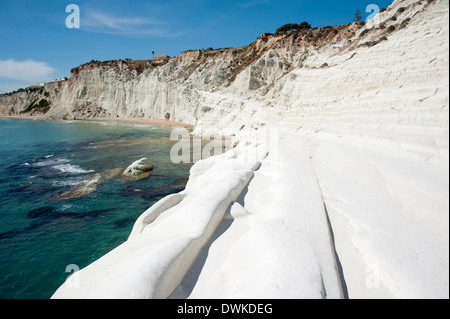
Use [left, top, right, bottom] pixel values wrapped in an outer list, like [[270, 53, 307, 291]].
[[60, 168, 122, 200], [27, 206, 59, 219], [59, 158, 154, 199], [122, 158, 153, 181], [60, 173, 101, 199]]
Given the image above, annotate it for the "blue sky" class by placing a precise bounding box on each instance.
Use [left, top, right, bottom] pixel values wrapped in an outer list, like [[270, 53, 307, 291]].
[[0, 0, 394, 93]]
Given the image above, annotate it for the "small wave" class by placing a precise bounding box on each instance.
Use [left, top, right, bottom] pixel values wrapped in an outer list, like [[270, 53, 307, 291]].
[[33, 157, 70, 167], [83, 143, 97, 150], [51, 164, 95, 175], [44, 154, 54, 159], [60, 204, 73, 211]]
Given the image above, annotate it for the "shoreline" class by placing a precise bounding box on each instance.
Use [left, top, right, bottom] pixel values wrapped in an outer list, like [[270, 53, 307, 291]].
[[0, 114, 42, 120], [0, 115, 190, 127], [92, 117, 190, 127]]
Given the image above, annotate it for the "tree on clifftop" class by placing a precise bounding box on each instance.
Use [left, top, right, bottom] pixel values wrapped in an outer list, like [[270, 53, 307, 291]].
[[275, 23, 299, 34], [275, 21, 311, 35], [299, 21, 312, 29]]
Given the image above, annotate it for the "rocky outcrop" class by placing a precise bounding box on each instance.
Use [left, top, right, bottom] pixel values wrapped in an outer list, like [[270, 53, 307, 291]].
[[59, 159, 154, 199], [60, 168, 123, 200], [122, 158, 153, 181], [3, 0, 446, 134]]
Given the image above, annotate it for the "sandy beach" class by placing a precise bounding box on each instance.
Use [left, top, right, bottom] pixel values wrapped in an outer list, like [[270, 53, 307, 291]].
[[0, 114, 42, 120]]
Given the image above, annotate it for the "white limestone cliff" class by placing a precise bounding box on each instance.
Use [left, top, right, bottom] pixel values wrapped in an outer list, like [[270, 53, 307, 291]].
[[9, 0, 446, 299]]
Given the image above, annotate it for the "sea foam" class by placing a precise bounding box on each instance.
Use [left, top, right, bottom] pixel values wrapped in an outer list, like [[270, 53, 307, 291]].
[[52, 164, 94, 175], [33, 157, 70, 167]]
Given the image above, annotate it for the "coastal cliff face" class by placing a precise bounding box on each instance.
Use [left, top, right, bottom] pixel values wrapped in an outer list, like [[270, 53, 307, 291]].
[[3, 0, 449, 299], [2, 0, 447, 135]]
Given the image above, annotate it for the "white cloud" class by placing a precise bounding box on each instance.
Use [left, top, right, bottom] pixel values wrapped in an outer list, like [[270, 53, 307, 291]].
[[83, 11, 176, 37], [0, 59, 55, 82]]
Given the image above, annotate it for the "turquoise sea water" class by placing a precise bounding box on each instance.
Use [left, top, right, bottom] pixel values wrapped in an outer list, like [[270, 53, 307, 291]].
[[0, 118, 192, 299]]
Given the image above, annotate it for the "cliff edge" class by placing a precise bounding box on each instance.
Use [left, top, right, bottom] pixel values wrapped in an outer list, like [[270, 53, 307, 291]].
[[16, 0, 448, 299]]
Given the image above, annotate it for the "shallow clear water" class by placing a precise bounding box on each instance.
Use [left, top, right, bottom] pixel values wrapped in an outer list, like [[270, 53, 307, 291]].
[[0, 118, 192, 299]]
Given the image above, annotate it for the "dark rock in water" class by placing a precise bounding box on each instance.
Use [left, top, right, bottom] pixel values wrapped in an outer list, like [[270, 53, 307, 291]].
[[27, 206, 59, 219], [25, 220, 47, 232], [144, 184, 186, 200], [122, 158, 154, 182], [113, 217, 136, 228], [120, 180, 186, 201], [6, 162, 35, 175], [0, 228, 25, 240], [69, 208, 114, 219], [1, 213, 51, 240], [7, 183, 33, 193], [0, 177, 13, 184], [7, 183, 54, 202], [2, 207, 114, 241], [27, 206, 113, 220]]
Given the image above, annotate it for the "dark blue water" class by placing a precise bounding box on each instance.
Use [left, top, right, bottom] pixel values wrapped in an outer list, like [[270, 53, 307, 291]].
[[0, 118, 192, 299]]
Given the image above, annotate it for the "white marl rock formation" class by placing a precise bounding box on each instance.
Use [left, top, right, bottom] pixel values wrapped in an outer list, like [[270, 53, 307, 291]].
[[5, 0, 446, 299]]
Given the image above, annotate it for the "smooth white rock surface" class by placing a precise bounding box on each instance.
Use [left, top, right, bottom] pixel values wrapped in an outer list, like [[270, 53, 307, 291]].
[[50, 0, 449, 299]]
